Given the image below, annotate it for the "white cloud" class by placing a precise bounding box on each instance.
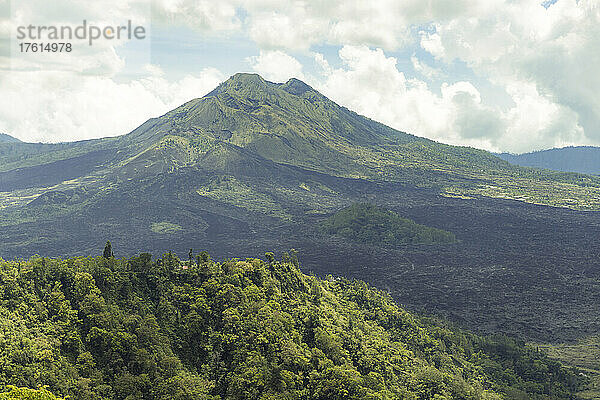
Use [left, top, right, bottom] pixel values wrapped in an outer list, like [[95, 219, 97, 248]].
[[241, 0, 599, 151], [5, 0, 152, 75], [317, 45, 452, 143], [442, 81, 481, 104], [152, 0, 240, 33], [143, 63, 165, 77], [411, 55, 442, 80], [422, 0, 600, 147], [419, 31, 445, 60], [248, 11, 325, 51], [0, 67, 224, 142], [313, 52, 332, 75], [242, 0, 419, 51], [501, 81, 588, 152], [313, 45, 591, 152], [2, 0, 599, 152], [241, 0, 480, 51], [327, 1, 410, 50], [249, 50, 304, 82], [444, 83, 504, 143]]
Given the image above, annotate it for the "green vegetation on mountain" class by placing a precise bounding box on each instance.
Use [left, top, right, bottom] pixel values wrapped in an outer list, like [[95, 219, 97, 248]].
[[0, 253, 586, 399], [150, 222, 183, 235], [322, 203, 456, 245], [1, 73, 599, 255], [2, 73, 600, 215], [536, 336, 600, 399]]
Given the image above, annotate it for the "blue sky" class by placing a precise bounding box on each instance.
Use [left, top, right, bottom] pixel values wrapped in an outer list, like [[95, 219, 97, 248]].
[[1, 0, 598, 153]]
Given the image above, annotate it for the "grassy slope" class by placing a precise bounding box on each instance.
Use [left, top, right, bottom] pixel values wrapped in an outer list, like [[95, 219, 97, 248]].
[[537, 336, 600, 399]]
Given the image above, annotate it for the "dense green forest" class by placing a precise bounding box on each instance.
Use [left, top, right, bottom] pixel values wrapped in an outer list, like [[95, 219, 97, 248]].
[[322, 203, 456, 245], [0, 252, 587, 399]]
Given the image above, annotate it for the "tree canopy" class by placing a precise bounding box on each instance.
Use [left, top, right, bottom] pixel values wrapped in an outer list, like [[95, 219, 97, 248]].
[[0, 253, 585, 399], [322, 203, 457, 245]]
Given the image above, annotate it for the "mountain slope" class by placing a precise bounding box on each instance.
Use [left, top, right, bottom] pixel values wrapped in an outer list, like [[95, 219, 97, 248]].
[[113, 74, 600, 209], [3, 74, 599, 209], [114, 73, 420, 180], [2, 73, 599, 210], [498, 146, 600, 175], [0, 254, 587, 399], [1, 73, 600, 344], [0, 133, 21, 143]]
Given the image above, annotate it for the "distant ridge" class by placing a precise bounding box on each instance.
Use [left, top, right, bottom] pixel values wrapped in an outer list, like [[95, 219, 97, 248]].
[[0, 133, 21, 143], [498, 146, 600, 175]]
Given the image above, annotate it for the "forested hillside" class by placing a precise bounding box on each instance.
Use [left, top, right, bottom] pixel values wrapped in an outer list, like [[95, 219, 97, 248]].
[[321, 203, 456, 245], [0, 253, 587, 399]]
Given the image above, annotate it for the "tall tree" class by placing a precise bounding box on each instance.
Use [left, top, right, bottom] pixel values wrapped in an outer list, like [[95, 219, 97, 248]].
[[103, 241, 113, 259]]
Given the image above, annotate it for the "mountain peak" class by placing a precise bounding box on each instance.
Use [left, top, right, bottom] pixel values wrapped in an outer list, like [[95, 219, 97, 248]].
[[205, 72, 276, 99], [207, 73, 318, 99], [229, 72, 267, 84]]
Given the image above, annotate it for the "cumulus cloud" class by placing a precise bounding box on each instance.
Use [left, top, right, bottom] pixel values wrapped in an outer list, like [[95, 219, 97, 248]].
[[501, 81, 587, 152], [411, 55, 442, 81], [241, 0, 480, 51], [419, 0, 599, 148], [241, 0, 599, 151], [2, 0, 598, 152], [0, 67, 224, 142], [249, 50, 304, 82], [317, 45, 452, 143], [140, 0, 481, 52], [152, 0, 240, 33], [5, 0, 152, 75], [313, 45, 592, 152], [248, 11, 326, 51], [245, 0, 599, 151], [444, 84, 504, 141], [419, 32, 445, 60]]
